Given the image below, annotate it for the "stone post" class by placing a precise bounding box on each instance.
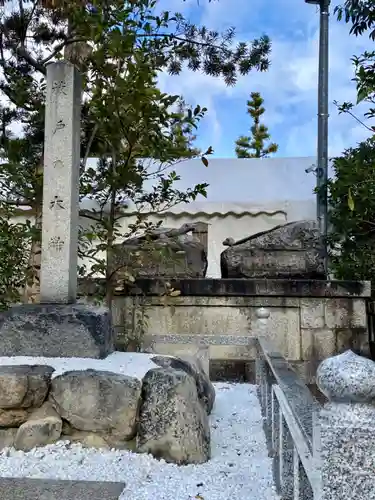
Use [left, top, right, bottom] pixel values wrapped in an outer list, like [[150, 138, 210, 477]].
[[316, 350, 375, 499], [255, 308, 273, 433], [40, 61, 81, 304], [0, 61, 115, 359], [255, 307, 271, 392]]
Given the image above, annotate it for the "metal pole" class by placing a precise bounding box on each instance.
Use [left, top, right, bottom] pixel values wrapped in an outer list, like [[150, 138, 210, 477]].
[[316, 0, 330, 276]]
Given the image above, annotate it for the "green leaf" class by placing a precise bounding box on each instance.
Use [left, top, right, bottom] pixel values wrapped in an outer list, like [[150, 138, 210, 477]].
[[348, 188, 355, 211], [357, 88, 368, 104], [201, 156, 209, 167]]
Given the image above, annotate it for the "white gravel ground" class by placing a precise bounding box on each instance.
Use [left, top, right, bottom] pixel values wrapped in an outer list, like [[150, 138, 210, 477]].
[[0, 355, 279, 499], [0, 352, 158, 379]]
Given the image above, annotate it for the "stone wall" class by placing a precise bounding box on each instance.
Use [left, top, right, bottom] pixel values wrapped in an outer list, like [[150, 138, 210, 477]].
[[112, 278, 371, 383], [0, 354, 214, 465]]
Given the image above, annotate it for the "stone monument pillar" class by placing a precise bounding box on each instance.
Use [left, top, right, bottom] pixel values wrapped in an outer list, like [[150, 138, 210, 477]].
[[40, 61, 81, 304], [0, 62, 114, 359], [316, 350, 375, 499]]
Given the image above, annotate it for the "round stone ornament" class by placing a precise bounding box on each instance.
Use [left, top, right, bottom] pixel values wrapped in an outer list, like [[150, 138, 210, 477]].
[[317, 350, 375, 403]]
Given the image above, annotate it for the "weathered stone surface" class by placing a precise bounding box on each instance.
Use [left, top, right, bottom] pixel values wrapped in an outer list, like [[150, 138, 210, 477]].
[[0, 478, 126, 500], [0, 365, 54, 409], [0, 428, 17, 448], [319, 398, 375, 499], [80, 433, 109, 450], [0, 304, 114, 359], [0, 409, 28, 427], [15, 402, 62, 451], [110, 224, 208, 279], [151, 354, 215, 414], [317, 350, 375, 403], [137, 367, 210, 464], [220, 220, 325, 279], [40, 61, 82, 304], [50, 370, 141, 438]]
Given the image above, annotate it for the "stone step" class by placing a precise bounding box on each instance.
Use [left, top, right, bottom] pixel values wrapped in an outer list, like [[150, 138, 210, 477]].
[[0, 478, 125, 500], [143, 333, 257, 346]]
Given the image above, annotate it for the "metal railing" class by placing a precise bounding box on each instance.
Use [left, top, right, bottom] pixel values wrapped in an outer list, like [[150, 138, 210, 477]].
[[256, 337, 322, 499]]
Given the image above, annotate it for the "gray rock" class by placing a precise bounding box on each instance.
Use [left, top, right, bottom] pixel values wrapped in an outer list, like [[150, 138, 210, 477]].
[[137, 367, 210, 464], [0, 478, 126, 500], [0, 304, 114, 359], [14, 402, 62, 451], [49, 370, 142, 438], [220, 220, 325, 279], [110, 224, 208, 279], [151, 355, 215, 414], [0, 365, 54, 409], [77, 433, 110, 450], [0, 428, 17, 448], [317, 350, 375, 403]]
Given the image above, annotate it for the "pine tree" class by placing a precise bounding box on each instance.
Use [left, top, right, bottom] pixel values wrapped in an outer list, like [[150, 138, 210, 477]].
[[235, 92, 278, 158]]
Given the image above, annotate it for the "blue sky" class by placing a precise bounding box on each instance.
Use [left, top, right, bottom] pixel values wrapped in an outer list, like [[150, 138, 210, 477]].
[[157, 0, 374, 158]]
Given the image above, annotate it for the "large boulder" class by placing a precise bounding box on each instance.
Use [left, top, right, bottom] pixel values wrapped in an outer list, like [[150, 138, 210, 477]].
[[0, 304, 114, 359], [49, 370, 142, 439], [151, 354, 215, 415], [110, 224, 208, 279], [0, 365, 54, 409], [137, 367, 210, 464], [221, 220, 325, 279]]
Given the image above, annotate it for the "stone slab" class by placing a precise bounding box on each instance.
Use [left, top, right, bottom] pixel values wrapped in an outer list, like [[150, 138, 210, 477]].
[[0, 304, 114, 358], [110, 278, 371, 298], [143, 333, 258, 346], [0, 478, 125, 500]]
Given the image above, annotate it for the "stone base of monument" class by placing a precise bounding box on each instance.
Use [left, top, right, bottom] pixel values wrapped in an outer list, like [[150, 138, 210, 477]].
[[0, 478, 126, 500], [0, 304, 114, 359]]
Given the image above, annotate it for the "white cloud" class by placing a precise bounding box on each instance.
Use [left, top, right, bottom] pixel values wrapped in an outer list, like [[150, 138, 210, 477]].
[[158, 0, 374, 157]]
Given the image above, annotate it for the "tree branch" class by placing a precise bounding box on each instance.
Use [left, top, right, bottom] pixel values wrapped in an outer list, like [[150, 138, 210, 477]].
[[42, 37, 89, 65], [79, 209, 101, 222], [15, 46, 46, 75]]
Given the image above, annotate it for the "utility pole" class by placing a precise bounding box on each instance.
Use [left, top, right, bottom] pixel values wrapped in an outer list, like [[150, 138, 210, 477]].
[[305, 0, 330, 276]]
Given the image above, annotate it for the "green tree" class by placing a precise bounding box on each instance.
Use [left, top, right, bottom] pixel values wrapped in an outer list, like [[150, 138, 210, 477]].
[[235, 91, 278, 158], [334, 0, 375, 119], [0, 203, 33, 308], [326, 138, 375, 281], [335, 1, 375, 40], [322, 1, 375, 283], [0, 0, 271, 307]]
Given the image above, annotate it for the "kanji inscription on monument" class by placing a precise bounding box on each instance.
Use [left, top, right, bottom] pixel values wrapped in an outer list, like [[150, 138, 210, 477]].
[[48, 236, 65, 251], [40, 61, 82, 304], [53, 119, 66, 135], [49, 195, 65, 210]]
